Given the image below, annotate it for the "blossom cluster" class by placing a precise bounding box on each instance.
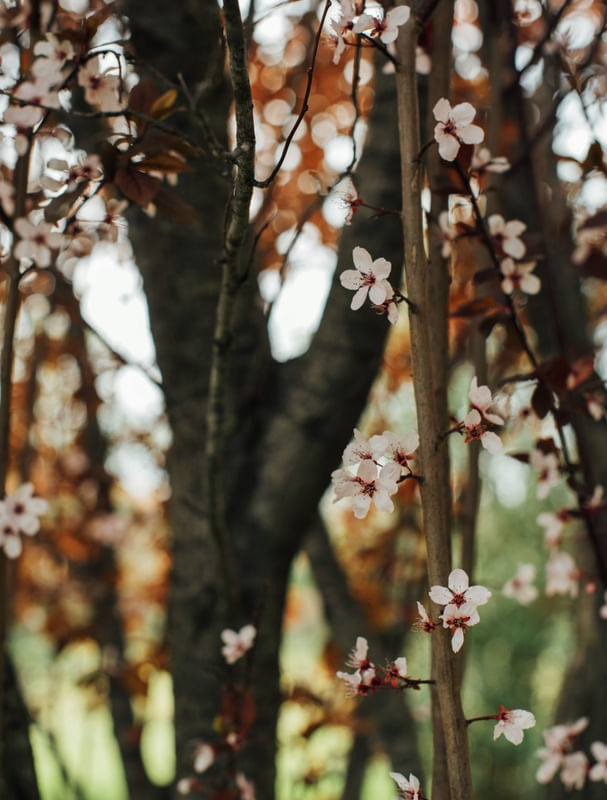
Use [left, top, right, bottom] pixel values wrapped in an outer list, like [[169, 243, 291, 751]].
[[536, 717, 607, 790], [0, 483, 48, 558], [423, 568, 491, 653], [336, 636, 418, 695], [331, 427, 419, 518], [456, 377, 505, 454], [329, 0, 410, 65]]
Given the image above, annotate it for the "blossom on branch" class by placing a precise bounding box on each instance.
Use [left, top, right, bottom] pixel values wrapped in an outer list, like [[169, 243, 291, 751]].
[[493, 706, 536, 745], [220, 624, 256, 664], [429, 568, 491, 609], [331, 460, 399, 518], [545, 552, 579, 597], [353, 5, 411, 44], [590, 742, 607, 783], [0, 482, 48, 559], [529, 449, 561, 499], [432, 98, 484, 162], [339, 246, 393, 311], [389, 771, 421, 800], [536, 717, 589, 784], [439, 601, 480, 653], [14, 216, 64, 268], [500, 258, 541, 295], [488, 215, 527, 259]]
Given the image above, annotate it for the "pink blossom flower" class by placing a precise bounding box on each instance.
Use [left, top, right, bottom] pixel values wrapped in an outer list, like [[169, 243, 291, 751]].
[[537, 509, 570, 549], [340, 246, 393, 310], [336, 666, 378, 695], [414, 601, 437, 633], [500, 258, 541, 295], [471, 146, 510, 174], [389, 771, 421, 800], [529, 449, 560, 500], [545, 552, 579, 597], [382, 430, 419, 469], [342, 428, 387, 466], [560, 752, 588, 790], [5, 76, 60, 129], [432, 98, 484, 162], [429, 568, 491, 608], [32, 33, 74, 82], [346, 636, 374, 673], [220, 624, 256, 664], [439, 601, 480, 653], [331, 460, 399, 519], [354, 5, 411, 44], [0, 482, 48, 536], [488, 215, 527, 259], [469, 377, 504, 426], [438, 210, 457, 258], [493, 706, 536, 745], [589, 742, 607, 782], [14, 217, 64, 268], [0, 518, 22, 559], [536, 717, 589, 784], [502, 564, 538, 605], [463, 409, 503, 453], [77, 57, 122, 110]]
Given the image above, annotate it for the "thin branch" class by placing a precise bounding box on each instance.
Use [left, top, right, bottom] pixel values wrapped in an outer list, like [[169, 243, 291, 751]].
[[254, 0, 332, 188]]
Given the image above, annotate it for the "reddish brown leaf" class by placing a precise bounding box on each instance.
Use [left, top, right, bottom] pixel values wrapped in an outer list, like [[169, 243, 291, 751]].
[[114, 166, 162, 207], [531, 382, 553, 419]]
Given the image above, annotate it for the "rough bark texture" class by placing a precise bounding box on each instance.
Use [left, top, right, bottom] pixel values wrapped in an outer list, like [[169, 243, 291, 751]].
[[122, 0, 407, 791]]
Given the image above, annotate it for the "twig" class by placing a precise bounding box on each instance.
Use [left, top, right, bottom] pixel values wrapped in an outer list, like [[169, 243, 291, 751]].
[[254, 0, 332, 188]]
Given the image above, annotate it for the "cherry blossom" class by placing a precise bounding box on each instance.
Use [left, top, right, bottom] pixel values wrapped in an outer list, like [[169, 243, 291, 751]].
[[193, 742, 215, 773], [414, 601, 437, 633], [536, 718, 589, 784], [346, 636, 374, 675], [342, 428, 387, 466], [560, 751, 588, 790], [354, 6, 411, 44], [535, 717, 589, 783], [220, 624, 256, 664], [589, 742, 607, 782], [330, 0, 357, 65], [463, 409, 503, 453], [440, 601, 480, 653], [493, 706, 536, 745], [471, 146, 510, 174], [529, 449, 561, 500], [77, 57, 122, 110], [502, 564, 538, 605], [14, 216, 64, 268], [438, 210, 456, 258], [339, 246, 393, 310], [537, 509, 570, 549], [5, 76, 60, 131], [389, 771, 421, 800], [331, 460, 399, 518], [432, 98, 484, 162], [0, 518, 23, 559], [469, 377, 504, 426], [32, 33, 74, 81], [0, 482, 48, 536], [429, 568, 491, 609], [382, 430, 419, 469], [545, 552, 579, 597], [500, 258, 541, 295], [336, 666, 378, 695], [488, 215, 527, 259]]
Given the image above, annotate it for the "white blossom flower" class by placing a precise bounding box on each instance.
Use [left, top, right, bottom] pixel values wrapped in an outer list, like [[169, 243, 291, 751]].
[[339, 246, 393, 310], [429, 568, 491, 608], [331, 460, 399, 519], [536, 718, 589, 784], [494, 706, 536, 745], [488, 215, 527, 259], [346, 636, 374, 673], [236, 772, 256, 800], [438, 210, 456, 258], [432, 98, 484, 161], [193, 743, 215, 773], [502, 564, 538, 605], [463, 409, 503, 453], [469, 377, 504, 426], [500, 258, 541, 295], [0, 518, 22, 559], [354, 5, 411, 44], [440, 601, 480, 653], [471, 146, 510, 173], [560, 752, 588, 790], [392, 657, 408, 679], [389, 771, 421, 800], [414, 601, 436, 633], [336, 666, 377, 695], [381, 430, 419, 468], [589, 742, 607, 782], [220, 624, 256, 664], [342, 428, 387, 466], [5, 76, 60, 130], [537, 509, 570, 549], [14, 217, 64, 268], [32, 33, 74, 82], [529, 449, 561, 500], [0, 482, 48, 536], [77, 57, 122, 110], [545, 552, 579, 597]]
